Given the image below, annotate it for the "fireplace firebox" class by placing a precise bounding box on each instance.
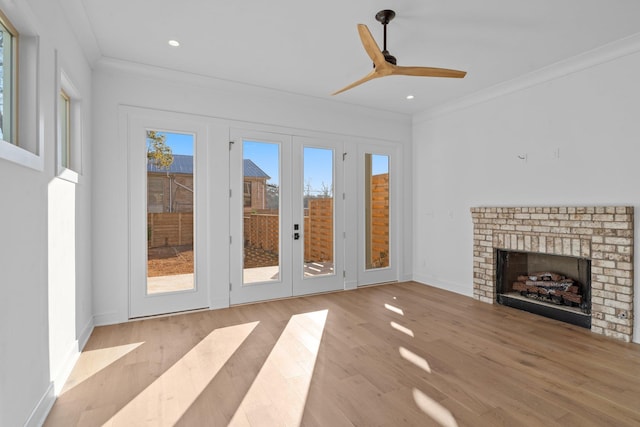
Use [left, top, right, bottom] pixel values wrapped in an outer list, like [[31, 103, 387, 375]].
[[496, 250, 591, 328]]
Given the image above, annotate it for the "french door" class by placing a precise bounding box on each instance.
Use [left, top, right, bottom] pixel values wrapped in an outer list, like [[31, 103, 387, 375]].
[[357, 144, 398, 286], [128, 113, 211, 318], [229, 130, 344, 305]]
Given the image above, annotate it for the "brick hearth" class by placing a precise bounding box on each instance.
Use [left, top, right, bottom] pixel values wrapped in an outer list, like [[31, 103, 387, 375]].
[[471, 206, 634, 342]]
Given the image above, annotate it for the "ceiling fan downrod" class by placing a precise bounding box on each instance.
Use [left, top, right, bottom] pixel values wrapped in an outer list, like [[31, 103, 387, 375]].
[[375, 9, 397, 65]]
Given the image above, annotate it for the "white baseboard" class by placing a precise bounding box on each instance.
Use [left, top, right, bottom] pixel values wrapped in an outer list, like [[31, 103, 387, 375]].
[[24, 382, 55, 427], [51, 318, 95, 396], [51, 342, 80, 396], [78, 318, 95, 350], [93, 310, 126, 326], [400, 273, 413, 282], [412, 274, 474, 298]]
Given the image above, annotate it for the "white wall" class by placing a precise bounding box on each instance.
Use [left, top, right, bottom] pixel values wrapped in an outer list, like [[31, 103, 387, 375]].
[[0, 0, 93, 425], [92, 60, 412, 325], [412, 41, 640, 343]]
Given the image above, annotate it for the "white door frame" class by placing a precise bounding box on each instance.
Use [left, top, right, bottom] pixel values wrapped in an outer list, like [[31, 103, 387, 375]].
[[291, 136, 345, 296], [127, 111, 210, 318], [229, 131, 347, 304], [357, 143, 399, 286], [229, 129, 293, 305]]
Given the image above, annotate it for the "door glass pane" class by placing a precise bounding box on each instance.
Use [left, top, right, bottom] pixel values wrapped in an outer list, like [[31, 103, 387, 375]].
[[146, 131, 195, 294], [243, 141, 280, 284], [303, 147, 334, 278], [365, 153, 389, 270]]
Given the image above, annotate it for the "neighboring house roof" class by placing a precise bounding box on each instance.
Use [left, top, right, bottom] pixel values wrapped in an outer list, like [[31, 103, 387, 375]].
[[147, 155, 270, 180], [243, 159, 270, 179], [148, 154, 194, 174]]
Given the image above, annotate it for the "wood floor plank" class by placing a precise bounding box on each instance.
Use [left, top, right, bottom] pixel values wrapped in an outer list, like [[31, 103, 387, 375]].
[[44, 282, 640, 426]]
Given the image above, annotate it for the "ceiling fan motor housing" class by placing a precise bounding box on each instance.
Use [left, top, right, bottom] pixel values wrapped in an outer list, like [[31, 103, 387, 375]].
[[381, 50, 397, 65]]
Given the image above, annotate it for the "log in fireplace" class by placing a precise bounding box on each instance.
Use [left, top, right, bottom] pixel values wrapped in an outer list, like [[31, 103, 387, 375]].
[[496, 250, 591, 328]]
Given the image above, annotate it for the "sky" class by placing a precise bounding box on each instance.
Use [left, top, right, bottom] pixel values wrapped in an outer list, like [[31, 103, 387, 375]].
[[242, 140, 389, 194], [160, 133, 388, 193], [161, 131, 193, 155]]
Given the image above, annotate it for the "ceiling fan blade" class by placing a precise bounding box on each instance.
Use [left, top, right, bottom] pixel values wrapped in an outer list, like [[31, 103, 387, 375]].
[[357, 24, 386, 68], [331, 70, 380, 96], [391, 65, 467, 78]]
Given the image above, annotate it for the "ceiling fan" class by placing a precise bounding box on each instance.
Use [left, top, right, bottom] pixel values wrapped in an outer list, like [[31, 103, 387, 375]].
[[332, 9, 467, 95]]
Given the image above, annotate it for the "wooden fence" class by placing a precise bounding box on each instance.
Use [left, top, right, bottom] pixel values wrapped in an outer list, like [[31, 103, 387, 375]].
[[370, 173, 389, 267], [244, 211, 279, 252], [305, 198, 333, 262], [244, 198, 334, 262], [147, 183, 388, 266], [148, 212, 193, 248]]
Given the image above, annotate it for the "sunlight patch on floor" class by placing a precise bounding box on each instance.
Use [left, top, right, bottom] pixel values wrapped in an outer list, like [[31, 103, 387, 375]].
[[384, 303, 404, 316], [229, 310, 328, 426], [390, 321, 414, 337], [399, 347, 431, 373], [60, 342, 144, 394], [413, 388, 459, 427], [105, 321, 259, 426]]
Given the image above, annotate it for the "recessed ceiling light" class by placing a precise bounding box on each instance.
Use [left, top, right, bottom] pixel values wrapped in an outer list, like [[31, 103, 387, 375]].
[[406, 95, 415, 100], [168, 40, 180, 47]]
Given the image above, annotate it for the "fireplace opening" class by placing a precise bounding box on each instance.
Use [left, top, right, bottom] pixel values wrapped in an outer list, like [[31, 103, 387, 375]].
[[496, 250, 591, 329]]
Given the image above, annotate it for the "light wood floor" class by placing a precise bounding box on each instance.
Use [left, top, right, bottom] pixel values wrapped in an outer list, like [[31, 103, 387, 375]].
[[45, 282, 640, 426]]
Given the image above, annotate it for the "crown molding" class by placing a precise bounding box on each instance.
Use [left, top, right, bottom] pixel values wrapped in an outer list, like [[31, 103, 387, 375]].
[[58, 0, 102, 65], [413, 32, 640, 125], [95, 57, 411, 124]]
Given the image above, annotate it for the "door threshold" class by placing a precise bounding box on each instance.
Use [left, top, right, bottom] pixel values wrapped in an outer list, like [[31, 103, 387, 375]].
[[129, 306, 209, 322]]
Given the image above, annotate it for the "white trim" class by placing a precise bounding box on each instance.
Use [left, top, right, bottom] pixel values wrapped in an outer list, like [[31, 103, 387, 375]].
[[0, 140, 43, 170], [57, 0, 102, 64], [49, 317, 94, 396], [412, 275, 474, 298], [56, 51, 83, 179], [344, 279, 358, 291], [414, 32, 640, 124], [24, 382, 55, 427], [98, 58, 410, 127], [93, 310, 126, 327], [0, 4, 42, 169], [78, 317, 94, 351], [400, 273, 413, 283], [56, 167, 79, 183], [126, 108, 211, 318], [51, 341, 80, 395], [209, 297, 229, 310], [356, 143, 400, 286]]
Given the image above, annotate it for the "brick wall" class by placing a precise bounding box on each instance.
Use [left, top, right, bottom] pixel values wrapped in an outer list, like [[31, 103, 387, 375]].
[[471, 206, 634, 342]]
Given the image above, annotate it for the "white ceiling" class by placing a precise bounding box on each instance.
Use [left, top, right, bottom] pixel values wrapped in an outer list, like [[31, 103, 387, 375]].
[[61, 0, 640, 115]]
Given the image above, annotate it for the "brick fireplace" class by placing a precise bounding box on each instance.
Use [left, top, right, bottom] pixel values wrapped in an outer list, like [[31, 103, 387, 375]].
[[471, 206, 634, 342]]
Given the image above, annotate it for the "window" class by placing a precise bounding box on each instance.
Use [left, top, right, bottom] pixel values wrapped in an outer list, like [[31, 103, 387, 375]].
[[0, 9, 17, 145], [0, 5, 40, 169], [57, 67, 82, 180], [59, 90, 70, 168]]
